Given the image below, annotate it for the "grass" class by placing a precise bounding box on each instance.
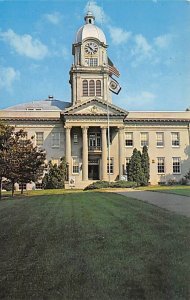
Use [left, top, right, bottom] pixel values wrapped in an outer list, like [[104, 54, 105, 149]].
[[137, 185, 190, 197], [0, 192, 190, 299]]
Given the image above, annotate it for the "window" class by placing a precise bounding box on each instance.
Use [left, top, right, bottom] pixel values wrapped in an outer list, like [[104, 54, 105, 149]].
[[89, 58, 98, 67], [96, 80, 101, 96], [19, 183, 27, 190], [51, 132, 60, 148], [140, 132, 149, 147], [156, 132, 164, 147], [89, 132, 101, 149], [125, 157, 130, 175], [173, 157, 181, 174], [89, 80, 95, 96], [172, 132, 180, 147], [107, 158, 114, 174], [35, 183, 43, 190], [83, 80, 88, 96], [73, 133, 78, 144], [125, 132, 133, 147], [72, 156, 79, 174], [157, 157, 165, 173], [36, 132, 44, 146]]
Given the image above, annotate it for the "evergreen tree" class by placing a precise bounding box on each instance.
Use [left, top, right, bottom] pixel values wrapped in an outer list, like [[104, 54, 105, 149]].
[[128, 148, 144, 186], [141, 146, 150, 185], [42, 157, 67, 189]]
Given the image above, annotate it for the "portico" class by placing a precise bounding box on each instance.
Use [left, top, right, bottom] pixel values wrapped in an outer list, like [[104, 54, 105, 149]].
[[64, 122, 126, 188]]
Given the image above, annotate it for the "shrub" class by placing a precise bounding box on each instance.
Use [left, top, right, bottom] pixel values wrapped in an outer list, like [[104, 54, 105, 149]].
[[84, 180, 137, 191], [2, 180, 12, 191], [167, 179, 178, 186]]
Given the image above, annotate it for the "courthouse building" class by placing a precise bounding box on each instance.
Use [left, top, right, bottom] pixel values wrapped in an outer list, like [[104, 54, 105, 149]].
[[0, 12, 190, 189]]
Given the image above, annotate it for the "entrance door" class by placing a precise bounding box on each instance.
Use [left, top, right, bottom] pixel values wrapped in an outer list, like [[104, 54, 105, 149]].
[[88, 165, 99, 180]]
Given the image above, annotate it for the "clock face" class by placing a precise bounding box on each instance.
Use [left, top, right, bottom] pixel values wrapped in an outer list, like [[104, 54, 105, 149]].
[[85, 42, 98, 54]]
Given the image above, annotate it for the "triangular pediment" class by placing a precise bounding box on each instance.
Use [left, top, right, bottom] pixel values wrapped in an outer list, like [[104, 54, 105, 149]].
[[62, 98, 128, 117]]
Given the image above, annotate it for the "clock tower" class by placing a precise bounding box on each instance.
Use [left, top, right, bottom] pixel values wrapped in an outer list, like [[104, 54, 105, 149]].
[[70, 11, 111, 105]]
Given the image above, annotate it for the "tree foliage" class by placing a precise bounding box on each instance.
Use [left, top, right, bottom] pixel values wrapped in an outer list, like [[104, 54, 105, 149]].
[[42, 157, 67, 189], [128, 148, 144, 186], [128, 147, 150, 186], [141, 146, 150, 185], [0, 123, 46, 197]]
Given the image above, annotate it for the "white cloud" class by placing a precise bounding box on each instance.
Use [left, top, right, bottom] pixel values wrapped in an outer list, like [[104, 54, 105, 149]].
[[154, 34, 172, 48], [0, 66, 20, 91], [84, 1, 109, 24], [44, 12, 62, 25], [132, 34, 152, 56], [125, 91, 156, 108], [0, 29, 48, 60], [108, 26, 131, 45]]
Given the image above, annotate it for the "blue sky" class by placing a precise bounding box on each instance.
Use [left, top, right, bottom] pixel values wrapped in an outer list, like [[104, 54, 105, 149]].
[[0, 0, 190, 111]]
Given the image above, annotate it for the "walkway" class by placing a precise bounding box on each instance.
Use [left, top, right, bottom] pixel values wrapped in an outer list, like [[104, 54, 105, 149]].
[[118, 191, 190, 218]]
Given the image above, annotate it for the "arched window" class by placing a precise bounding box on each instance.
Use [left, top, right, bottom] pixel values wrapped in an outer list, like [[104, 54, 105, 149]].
[[89, 80, 95, 96], [83, 80, 88, 96], [96, 80, 101, 96]]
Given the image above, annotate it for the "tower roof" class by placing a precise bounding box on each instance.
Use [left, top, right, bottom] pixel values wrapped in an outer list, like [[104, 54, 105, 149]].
[[75, 11, 106, 45]]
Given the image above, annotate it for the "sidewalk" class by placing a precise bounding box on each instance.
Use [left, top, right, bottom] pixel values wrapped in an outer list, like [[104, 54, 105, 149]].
[[118, 191, 190, 218]]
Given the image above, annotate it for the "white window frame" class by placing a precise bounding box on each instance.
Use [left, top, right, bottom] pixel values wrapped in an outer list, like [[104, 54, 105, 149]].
[[156, 132, 164, 147], [171, 132, 180, 147], [35, 183, 43, 190], [19, 183, 27, 190], [72, 156, 79, 174], [36, 132, 44, 147], [107, 157, 114, 174], [157, 157, 165, 174], [125, 132, 133, 147], [172, 157, 181, 174], [51, 132, 60, 148], [140, 132, 149, 147]]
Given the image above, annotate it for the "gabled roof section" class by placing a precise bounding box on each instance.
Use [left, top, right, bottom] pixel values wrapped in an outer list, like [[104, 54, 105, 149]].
[[62, 98, 128, 117]]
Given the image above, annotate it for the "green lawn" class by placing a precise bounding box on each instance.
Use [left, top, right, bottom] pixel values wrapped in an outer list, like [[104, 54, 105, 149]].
[[137, 185, 190, 197], [0, 192, 190, 299]]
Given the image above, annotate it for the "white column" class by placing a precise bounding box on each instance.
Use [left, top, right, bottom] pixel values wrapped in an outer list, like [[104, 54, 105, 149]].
[[101, 127, 107, 181], [118, 127, 124, 179], [65, 126, 72, 178], [82, 126, 89, 181]]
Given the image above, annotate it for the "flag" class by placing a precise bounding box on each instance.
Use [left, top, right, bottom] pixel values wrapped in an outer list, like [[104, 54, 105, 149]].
[[109, 77, 121, 95], [108, 57, 120, 78]]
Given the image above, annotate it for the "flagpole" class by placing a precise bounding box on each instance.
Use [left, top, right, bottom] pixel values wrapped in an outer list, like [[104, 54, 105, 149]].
[[107, 100, 111, 185]]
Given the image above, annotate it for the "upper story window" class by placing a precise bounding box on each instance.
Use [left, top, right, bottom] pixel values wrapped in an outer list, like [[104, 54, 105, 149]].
[[140, 132, 149, 147], [156, 132, 164, 147], [83, 80, 88, 96], [52, 132, 60, 148], [73, 133, 78, 144], [36, 132, 44, 146], [172, 157, 181, 174], [96, 80, 101, 96], [157, 157, 165, 174], [82, 80, 102, 97], [85, 58, 98, 67], [171, 132, 180, 147], [89, 80, 95, 96], [89, 132, 101, 149], [125, 132, 133, 147]]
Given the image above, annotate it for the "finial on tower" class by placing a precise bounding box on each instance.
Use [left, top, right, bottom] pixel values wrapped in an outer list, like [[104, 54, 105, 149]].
[[84, 11, 95, 25]]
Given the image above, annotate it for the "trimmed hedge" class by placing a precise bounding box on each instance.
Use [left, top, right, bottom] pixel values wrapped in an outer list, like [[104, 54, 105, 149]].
[[84, 180, 137, 191]]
